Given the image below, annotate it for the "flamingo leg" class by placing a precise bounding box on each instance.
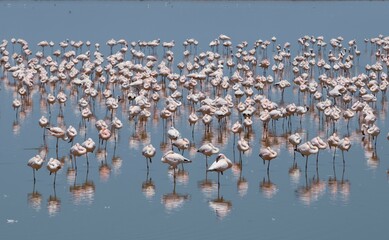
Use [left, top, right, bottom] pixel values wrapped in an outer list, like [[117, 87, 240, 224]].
[[54, 172, 57, 185], [217, 172, 220, 188], [305, 156, 308, 172]]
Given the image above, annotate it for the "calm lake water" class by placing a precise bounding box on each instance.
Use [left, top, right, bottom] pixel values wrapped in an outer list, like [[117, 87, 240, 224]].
[[1, 1, 389, 240]]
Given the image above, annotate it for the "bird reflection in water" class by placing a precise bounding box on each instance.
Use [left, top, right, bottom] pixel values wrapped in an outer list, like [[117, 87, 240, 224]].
[[296, 163, 325, 206], [69, 167, 95, 205], [209, 196, 232, 220], [328, 160, 350, 203], [260, 171, 278, 199], [339, 166, 350, 202], [66, 166, 77, 185], [366, 148, 379, 169], [111, 155, 122, 176], [111, 141, 122, 176], [142, 169, 156, 200], [231, 160, 248, 198], [96, 147, 111, 182], [161, 177, 190, 212], [27, 182, 42, 211], [12, 119, 21, 135], [168, 168, 189, 185], [209, 184, 232, 220], [47, 185, 61, 217], [310, 162, 326, 203], [99, 161, 111, 182], [296, 171, 312, 205], [198, 171, 218, 199], [288, 162, 301, 186]]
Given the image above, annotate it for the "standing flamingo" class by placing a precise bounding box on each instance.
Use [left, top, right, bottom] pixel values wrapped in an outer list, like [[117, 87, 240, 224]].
[[142, 144, 156, 170], [47, 158, 62, 185], [259, 147, 278, 174], [207, 153, 233, 187], [27, 155, 44, 183]]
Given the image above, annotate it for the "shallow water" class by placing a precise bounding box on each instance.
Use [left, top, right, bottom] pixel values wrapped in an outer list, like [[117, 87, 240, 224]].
[[1, 1, 389, 240]]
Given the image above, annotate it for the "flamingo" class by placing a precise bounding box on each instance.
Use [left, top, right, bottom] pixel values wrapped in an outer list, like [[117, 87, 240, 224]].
[[39, 116, 49, 140], [288, 132, 301, 160], [207, 153, 233, 187], [70, 143, 87, 170], [231, 121, 243, 144], [47, 127, 68, 154], [297, 141, 318, 171], [167, 126, 180, 145], [338, 137, 351, 165], [161, 150, 192, 178], [47, 158, 62, 185], [310, 136, 328, 165], [82, 138, 96, 167], [172, 137, 190, 155], [197, 143, 220, 167], [237, 136, 250, 160], [259, 147, 278, 173], [142, 144, 156, 170], [66, 125, 77, 144], [328, 132, 340, 160], [27, 155, 44, 183], [99, 127, 112, 145]]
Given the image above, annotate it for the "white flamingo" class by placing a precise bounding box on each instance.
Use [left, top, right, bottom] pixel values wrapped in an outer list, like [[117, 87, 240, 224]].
[[259, 147, 278, 173], [161, 150, 192, 178], [142, 144, 156, 170], [27, 155, 44, 183], [207, 153, 233, 187], [47, 158, 62, 185], [297, 141, 318, 171]]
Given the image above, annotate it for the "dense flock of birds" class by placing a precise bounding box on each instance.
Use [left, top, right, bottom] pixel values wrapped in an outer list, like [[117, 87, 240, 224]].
[[2, 33, 389, 217]]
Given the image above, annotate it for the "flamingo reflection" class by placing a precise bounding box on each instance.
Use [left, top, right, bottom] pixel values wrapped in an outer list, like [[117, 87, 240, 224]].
[[99, 160, 111, 182], [142, 169, 156, 200], [296, 170, 312, 205], [161, 177, 189, 212], [69, 167, 95, 205], [209, 194, 232, 220], [27, 182, 42, 211], [260, 171, 278, 199], [232, 160, 248, 197], [198, 171, 218, 199], [328, 159, 350, 203], [339, 164, 350, 202], [288, 162, 301, 186], [47, 185, 60, 217]]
